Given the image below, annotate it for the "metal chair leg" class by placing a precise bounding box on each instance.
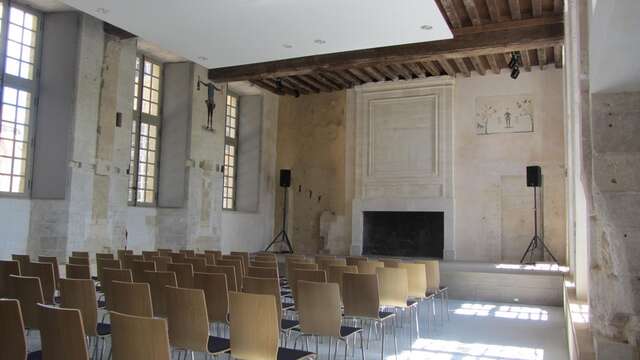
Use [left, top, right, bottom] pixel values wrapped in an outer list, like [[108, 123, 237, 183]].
[[392, 317, 398, 360], [360, 331, 365, 360], [380, 321, 385, 360]]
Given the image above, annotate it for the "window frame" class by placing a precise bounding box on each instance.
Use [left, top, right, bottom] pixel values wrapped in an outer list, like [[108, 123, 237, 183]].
[[128, 53, 162, 207], [222, 91, 239, 211], [0, 2, 42, 197]]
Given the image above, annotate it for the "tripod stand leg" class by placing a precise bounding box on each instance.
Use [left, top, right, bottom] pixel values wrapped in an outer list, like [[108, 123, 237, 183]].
[[265, 230, 285, 252], [538, 238, 559, 263], [519, 236, 537, 264]]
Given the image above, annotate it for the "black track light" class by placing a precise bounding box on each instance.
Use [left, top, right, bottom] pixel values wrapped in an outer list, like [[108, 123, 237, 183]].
[[511, 66, 520, 79]]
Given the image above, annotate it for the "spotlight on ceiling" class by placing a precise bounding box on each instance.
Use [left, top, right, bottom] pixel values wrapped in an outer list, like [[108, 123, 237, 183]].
[[420, 25, 433, 30], [511, 66, 520, 79], [508, 52, 521, 80], [314, 39, 326, 45], [96, 7, 109, 14], [282, 44, 293, 49], [275, 78, 284, 91]]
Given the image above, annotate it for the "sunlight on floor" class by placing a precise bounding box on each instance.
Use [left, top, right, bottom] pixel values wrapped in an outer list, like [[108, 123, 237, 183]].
[[495, 263, 569, 273], [569, 303, 589, 324], [387, 339, 545, 360], [453, 303, 549, 321]]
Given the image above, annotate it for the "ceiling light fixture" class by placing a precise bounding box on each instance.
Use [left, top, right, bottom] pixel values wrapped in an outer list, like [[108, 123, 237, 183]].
[[314, 39, 326, 45], [282, 44, 293, 49], [96, 7, 109, 14], [197, 56, 208, 61], [420, 25, 433, 30], [508, 52, 521, 80]]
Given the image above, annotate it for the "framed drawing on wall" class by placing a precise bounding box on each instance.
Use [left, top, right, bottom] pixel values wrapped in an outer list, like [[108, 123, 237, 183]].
[[475, 95, 534, 135]]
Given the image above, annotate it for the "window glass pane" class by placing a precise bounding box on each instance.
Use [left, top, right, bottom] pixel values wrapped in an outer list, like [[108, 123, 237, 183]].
[[0, 156, 12, 173], [11, 176, 24, 193], [0, 175, 10, 192], [0, 86, 32, 194]]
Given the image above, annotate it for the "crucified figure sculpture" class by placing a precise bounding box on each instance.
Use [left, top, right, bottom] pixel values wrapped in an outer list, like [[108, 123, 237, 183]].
[[197, 76, 222, 129]]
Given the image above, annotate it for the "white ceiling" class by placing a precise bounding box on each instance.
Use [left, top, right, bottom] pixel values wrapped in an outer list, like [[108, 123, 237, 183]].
[[59, 0, 452, 68]]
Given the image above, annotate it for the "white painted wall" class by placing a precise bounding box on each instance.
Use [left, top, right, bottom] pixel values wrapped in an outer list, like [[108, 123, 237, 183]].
[[0, 199, 31, 258]]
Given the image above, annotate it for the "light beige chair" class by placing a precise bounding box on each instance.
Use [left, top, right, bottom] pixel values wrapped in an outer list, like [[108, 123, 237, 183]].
[[179, 249, 196, 257], [343, 273, 397, 360], [204, 250, 223, 262], [110, 311, 171, 360], [68, 256, 90, 266], [157, 249, 173, 257], [131, 260, 156, 283], [116, 249, 133, 261], [252, 260, 278, 269], [110, 280, 153, 317], [205, 264, 238, 291], [145, 270, 177, 317], [399, 262, 435, 331], [102, 268, 132, 311], [169, 252, 187, 264], [243, 276, 299, 338], [416, 259, 449, 322], [194, 272, 230, 332], [315, 255, 336, 262], [151, 256, 172, 271], [284, 254, 307, 263], [291, 268, 325, 303], [248, 266, 279, 279], [96, 258, 121, 283], [25, 261, 56, 304], [0, 298, 41, 360], [72, 251, 90, 258], [142, 251, 159, 261], [167, 262, 194, 288], [12, 254, 31, 272], [38, 256, 61, 290], [357, 260, 384, 275], [37, 304, 90, 360], [254, 253, 277, 264], [317, 258, 347, 271], [10, 275, 44, 329], [0, 259, 21, 297], [382, 259, 402, 268], [66, 264, 91, 280], [217, 258, 244, 289], [296, 280, 364, 359], [327, 265, 358, 302], [122, 254, 143, 271], [96, 253, 114, 260], [376, 267, 418, 344], [345, 256, 367, 266], [165, 286, 231, 358], [230, 251, 251, 273], [184, 256, 207, 273], [229, 291, 315, 360]]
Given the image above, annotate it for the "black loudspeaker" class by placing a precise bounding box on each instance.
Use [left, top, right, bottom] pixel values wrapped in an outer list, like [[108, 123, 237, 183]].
[[279, 169, 291, 188], [526, 166, 542, 187]]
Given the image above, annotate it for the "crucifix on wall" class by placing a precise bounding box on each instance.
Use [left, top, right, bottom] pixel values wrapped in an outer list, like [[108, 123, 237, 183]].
[[196, 76, 222, 130]]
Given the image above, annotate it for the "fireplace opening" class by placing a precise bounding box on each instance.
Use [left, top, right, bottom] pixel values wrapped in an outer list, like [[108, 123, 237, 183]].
[[362, 211, 444, 258]]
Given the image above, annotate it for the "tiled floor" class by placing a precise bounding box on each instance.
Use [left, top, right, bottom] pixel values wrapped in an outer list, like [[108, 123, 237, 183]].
[[25, 299, 569, 360]]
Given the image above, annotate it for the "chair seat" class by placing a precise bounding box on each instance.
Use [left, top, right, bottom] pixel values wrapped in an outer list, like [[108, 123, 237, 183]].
[[340, 326, 361, 338], [407, 300, 418, 307], [54, 296, 61, 304], [207, 336, 231, 354], [379, 311, 395, 320], [27, 351, 42, 360], [95, 285, 102, 292], [281, 319, 299, 330], [97, 322, 111, 336], [97, 299, 106, 308], [439, 286, 448, 292], [277, 347, 315, 360], [282, 301, 295, 310]]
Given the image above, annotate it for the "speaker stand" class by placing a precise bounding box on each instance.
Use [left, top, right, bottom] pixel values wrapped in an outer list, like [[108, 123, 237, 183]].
[[265, 187, 294, 253], [520, 186, 558, 264]]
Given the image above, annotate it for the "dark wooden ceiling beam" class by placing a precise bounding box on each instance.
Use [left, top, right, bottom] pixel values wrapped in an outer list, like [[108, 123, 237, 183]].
[[376, 66, 399, 81], [309, 73, 342, 91], [438, 0, 463, 28], [321, 71, 351, 88], [405, 63, 426, 78], [362, 67, 385, 82], [421, 61, 441, 77], [463, 0, 483, 26], [486, 54, 500, 74], [209, 20, 563, 82], [437, 57, 457, 77], [553, 0, 563, 14], [300, 75, 332, 92], [389, 64, 412, 80], [532, 0, 543, 17], [508, 0, 522, 20], [280, 78, 310, 95], [251, 80, 284, 95], [262, 78, 300, 96], [521, 49, 532, 71], [537, 48, 547, 70], [336, 70, 363, 85], [454, 58, 471, 77], [470, 56, 487, 75], [554, 45, 563, 68], [348, 68, 372, 83], [285, 76, 317, 93], [486, 0, 501, 22]]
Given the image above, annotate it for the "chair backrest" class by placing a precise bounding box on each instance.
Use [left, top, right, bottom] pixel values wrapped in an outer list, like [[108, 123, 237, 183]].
[[116, 249, 133, 261], [253, 254, 277, 264], [357, 260, 384, 275], [66, 264, 91, 280], [327, 265, 358, 301], [297, 280, 342, 337], [151, 256, 172, 271], [382, 259, 402, 268], [247, 266, 278, 279], [157, 249, 173, 257], [0, 260, 21, 297], [284, 254, 307, 263], [293, 269, 326, 302], [132, 260, 156, 283], [10, 275, 44, 329], [96, 258, 121, 282], [416, 260, 440, 291], [169, 252, 187, 264], [376, 267, 409, 308], [216, 259, 243, 289], [110, 311, 171, 360], [222, 255, 246, 277], [37, 304, 89, 360], [96, 253, 114, 260], [122, 254, 144, 271], [179, 249, 195, 257], [59, 278, 98, 336], [342, 273, 380, 319], [71, 251, 89, 258], [398, 262, 427, 298], [286, 261, 317, 277], [38, 256, 61, 290], [25, 261, 55, 304], [102, 268, 133, 310], [68, 256, 90, 266], [205, 265, 237, 291], [251, 260, 277, 269], [204, 250, 222, 261], [183, 257, 207, 273], [315, 255, 336, 263], [230, 251, 250, 273], [166, 262, 194, 288], [193, 272, 229, 324], [165, 286, 209, 352], [229, 291, 279, 360], [11, 254, 30, 273], [0, 299, 27, 360], [202, 253, 216, 265], [110, 280, 153, 317], [242, 276, 283, 324], [345, 256, 367, 266], [145, 270, 177, 317], [142, 251, 159, 261], [317, 258, 347, 271]]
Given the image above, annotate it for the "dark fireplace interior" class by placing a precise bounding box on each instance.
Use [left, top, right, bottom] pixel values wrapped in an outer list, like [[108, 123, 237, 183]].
[[362, 211, 444, 258]]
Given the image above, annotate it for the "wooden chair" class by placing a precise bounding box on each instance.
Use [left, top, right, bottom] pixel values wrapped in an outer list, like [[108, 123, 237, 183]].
[[142, 251, 159, 261], [11, 254, 30, 273], [68, 256, 90, 266], [216, 258, 244, 289], [345, 256, 367, 266], [145, 270, 177, 317], [110, 311, 171, 360], [229, 291, 315, 360], [376, 267, 418, 344], [151, 256, 172, 271], [71, 251, 90, 258], [59, 278, 110, 357], [317, 258, 347, 271], [102, 268, 132, 311], [205, 265, 238, 291], [252, 260, 278, 269], [122, 254, 143, 271], [230, 251, 251, 274], [179, 249, 196, 257], [110, 280, 153, 317], [286, 262, 318, 299], [66, 264, 91, 280], [184, 257, 207, 273], [343, 273, 397, 360], [248, 266, 279, 279], [193, 272, 230, 330], [96, 253, 114, 260], [357, 260, 384, 275], [0, 259, 21, 297], [165, 286, 231, 358], [96, 258, 121, 283], [292, 269, 326, 303], [296, 280, 364, 358], [116, 249, 133, 261], [398, 262, 435, 330], [327, 265, 358, 302], [314, 255, 336, 263], [38, 256, 61, 290], [131, 260, 156, 283], [157, 249, 173, 257], [416, 259, 449, 322], [37, 304, 89, 360], [253, 253, 277, 264], [284, 254, 307, 263], [10, 275, 44, 329], [222, 255, 246, 275], [0, 298, 41, 360], [167, 262, 194, 288], [169, 252, 186, 264], [243, 276, 299, 336], [25, 261, 55, 304], [382, 259, 402, 268], [204, 250, 222, 261]]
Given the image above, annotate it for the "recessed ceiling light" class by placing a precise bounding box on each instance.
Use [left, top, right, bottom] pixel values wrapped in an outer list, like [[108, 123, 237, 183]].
[[282, 44, 293, 49], [197, 56, 208, 61], [96, 7, 109, 14], [314, 39, 326, 45], [420, 24, 433, 30]]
